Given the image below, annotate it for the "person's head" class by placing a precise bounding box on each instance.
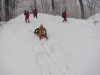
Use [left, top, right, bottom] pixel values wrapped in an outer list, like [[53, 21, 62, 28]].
[[65, 10, 66, 12], [40, 24, 44, 29], [27, 11, 29, 13], [24, 10, 26, 12]]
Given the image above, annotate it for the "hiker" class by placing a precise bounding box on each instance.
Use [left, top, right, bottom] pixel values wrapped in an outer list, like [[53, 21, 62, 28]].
[[62, 10, 67, 22], [34, 24, 48, 39], [33, 8, 38, 18], [24, 10, 30, 23]]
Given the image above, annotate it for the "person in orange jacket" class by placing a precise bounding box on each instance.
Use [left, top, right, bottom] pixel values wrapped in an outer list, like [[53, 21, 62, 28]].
[[33, 8, 38, 18], [62, 10, 67, 22], [37, 24, 48, 40]]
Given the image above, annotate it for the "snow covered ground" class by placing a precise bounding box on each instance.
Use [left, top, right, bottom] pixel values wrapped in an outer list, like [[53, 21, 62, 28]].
[[0, 13, 100, 75]]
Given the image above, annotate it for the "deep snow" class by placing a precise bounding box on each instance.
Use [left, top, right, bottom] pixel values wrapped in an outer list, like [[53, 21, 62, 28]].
[[0, 13, 100, 75]]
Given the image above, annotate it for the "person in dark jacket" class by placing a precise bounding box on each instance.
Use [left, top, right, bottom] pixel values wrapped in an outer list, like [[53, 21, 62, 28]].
[[62, 10, 67, 22], [34, 24, 48, 39], [33, 8, 38, 18]]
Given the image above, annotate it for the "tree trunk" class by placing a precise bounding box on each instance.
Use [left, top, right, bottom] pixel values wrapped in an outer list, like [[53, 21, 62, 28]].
[[41, 0, 43, 9], [52, 0, 55, 15], [34, 0, 37, 8], [79, 0, 85, 19], [9, 0, 12, 19], [0, 0, 2, 21], [5, 0, 9, 22]]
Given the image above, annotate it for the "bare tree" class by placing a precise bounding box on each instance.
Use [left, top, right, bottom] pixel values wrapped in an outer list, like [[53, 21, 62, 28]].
[[34, 0, 37, 8], [0, 0, 2, 21], [2, 0, 100, 20], [5, 0, 9, 22], [41, 0, 43, 10], [52, 0, 55, 15], [79, 0, 85, 19]]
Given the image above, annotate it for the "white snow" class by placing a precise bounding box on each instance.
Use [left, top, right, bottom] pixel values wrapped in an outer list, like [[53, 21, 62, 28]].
[[0, 13, 100, 75]]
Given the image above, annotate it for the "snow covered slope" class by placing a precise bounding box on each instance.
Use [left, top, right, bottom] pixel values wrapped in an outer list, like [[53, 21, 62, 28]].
[[0, 13, 100, 75]]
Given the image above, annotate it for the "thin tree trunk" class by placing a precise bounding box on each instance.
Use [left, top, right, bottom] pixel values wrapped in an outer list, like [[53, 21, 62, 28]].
[[41, 0, 43, 9], [0, 0, 2, 21], [52, 0, 55, 15], [79, 0, 85, 19], [5, 0, 9, 22], [34, 0, 37, 8]]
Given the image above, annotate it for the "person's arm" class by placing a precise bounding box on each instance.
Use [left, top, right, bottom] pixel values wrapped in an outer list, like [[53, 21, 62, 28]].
[[34, 28, 38, 33], [44, 28, 47, 35], [24, 13, 26, 15]]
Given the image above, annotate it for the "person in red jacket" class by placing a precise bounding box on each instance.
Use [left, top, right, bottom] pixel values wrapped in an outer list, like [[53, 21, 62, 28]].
[[62, 10, 67, 22], [33, 8, 38, 18], [24, 11, 30, 23]]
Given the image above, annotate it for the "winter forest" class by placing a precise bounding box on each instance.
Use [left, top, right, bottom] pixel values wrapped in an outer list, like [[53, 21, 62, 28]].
[[0, 0, 100, 22], [0, 0, 100, 75]]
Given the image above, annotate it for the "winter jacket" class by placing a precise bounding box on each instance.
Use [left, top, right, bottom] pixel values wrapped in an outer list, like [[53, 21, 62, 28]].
[[39, 28, 47, 35], [25, 12, 30, 19], [62, 11, 67, 17], [33, 9, 38, 14], [34, 28, 47, 35]]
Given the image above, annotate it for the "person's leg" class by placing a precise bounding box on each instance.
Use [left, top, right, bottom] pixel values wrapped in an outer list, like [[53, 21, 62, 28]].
[[39, 35, 43, 39], [63, 16, 65, 22], [28, 18, 30, 23], [34, 14, 35, 18], [65, 16, 67, 22], [34, 14, 35, 17], [43, 34, 48, 39], [63, 16, 67, 22], [36, 14, 37, 18], [25, 17, 27, 23], [63, 19, 64, 22]]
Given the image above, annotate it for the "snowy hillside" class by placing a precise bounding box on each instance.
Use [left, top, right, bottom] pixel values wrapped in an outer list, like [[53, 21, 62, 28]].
[[0, 13, 100, 75]]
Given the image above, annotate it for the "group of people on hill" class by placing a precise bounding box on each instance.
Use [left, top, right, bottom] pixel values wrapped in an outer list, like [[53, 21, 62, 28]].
[[24, 8, 48, 40], [24, 8, 67, 40], [24, 8, 38, 23], [24, 8, 67, 23]]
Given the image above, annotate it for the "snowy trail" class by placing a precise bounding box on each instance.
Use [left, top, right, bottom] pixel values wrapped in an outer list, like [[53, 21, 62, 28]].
[[0, 13, 100, 75]]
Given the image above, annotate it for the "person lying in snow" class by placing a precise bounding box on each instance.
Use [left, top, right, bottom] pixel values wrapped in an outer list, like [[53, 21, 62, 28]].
[[34, 24, 48, 39]]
